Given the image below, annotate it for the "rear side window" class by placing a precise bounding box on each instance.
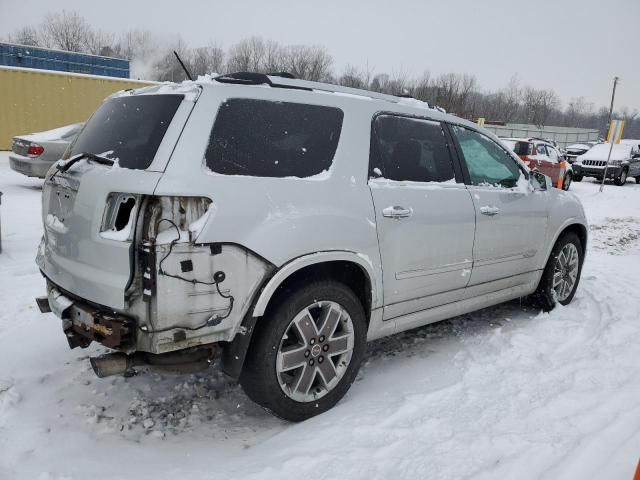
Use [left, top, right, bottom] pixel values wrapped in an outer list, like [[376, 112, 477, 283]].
[[512, 141, 533, 156], [69, 95, 183, 170], [370, 115, 456, 182], [205, 99, 343, 178]]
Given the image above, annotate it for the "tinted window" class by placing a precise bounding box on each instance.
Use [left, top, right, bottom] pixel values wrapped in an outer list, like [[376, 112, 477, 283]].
[[451, 125, 522, 187], [513, 141, 533, 156], [205, 99, 343, 178], [370, 115, 455, 182], [70, 95, 183, 170]]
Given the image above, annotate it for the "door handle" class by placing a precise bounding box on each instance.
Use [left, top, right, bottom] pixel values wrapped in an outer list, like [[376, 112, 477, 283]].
[[382, 206, 413, 219], [480, 205, 500, 216]]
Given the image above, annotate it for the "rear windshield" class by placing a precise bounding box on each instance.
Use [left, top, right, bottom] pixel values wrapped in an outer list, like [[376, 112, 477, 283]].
[[69, 94, 183, 170], [205, 98, 343, 178], [502, 140, 532, 156]]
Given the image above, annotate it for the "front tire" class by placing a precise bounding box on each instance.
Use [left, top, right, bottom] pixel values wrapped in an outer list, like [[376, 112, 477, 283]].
[[531, 232, 584, 311], [240, 280, 367, 422], [635, 176, 640, 184], [562, 172, 572, 190], [573, 174, 583, 182], [614, 169, 627, 186]]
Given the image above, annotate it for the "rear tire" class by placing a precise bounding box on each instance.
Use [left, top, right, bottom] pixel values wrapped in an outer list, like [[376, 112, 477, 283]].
[[573, 174, 583, 182], [614, 169, 627, 186], [531, 232, 584, 312], [635, 176, 640, 184], [240, 279, 367, 422]]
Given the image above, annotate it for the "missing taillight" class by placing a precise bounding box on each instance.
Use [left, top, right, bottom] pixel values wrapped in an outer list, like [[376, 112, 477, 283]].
[[100, 193, 139, 241], [114, 197, 136, 231]]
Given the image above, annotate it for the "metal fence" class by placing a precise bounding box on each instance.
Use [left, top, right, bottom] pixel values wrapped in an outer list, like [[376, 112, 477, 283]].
[[482, 123, 600, 149], [0, 43, 129, 78]]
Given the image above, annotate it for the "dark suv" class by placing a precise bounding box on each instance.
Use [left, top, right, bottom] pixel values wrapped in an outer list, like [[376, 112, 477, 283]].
[[572, 143, 640, 185]]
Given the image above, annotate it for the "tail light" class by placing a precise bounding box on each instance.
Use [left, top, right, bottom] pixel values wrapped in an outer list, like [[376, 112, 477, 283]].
[[27, 144, 44, 157]]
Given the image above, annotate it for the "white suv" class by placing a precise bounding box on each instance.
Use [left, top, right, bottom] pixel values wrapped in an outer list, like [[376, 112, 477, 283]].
[[36, 73, 588, 421]]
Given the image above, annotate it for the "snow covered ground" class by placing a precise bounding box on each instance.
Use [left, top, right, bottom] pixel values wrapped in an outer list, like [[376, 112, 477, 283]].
[[0, 151, 638, 480]]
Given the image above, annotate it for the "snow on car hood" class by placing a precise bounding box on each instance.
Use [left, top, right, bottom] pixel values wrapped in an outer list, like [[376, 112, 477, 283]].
[[579, 143, 632, 161], [566, 143, 592, 151]]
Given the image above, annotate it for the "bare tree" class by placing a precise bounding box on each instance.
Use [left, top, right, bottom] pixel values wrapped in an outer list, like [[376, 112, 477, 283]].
[[226, 36, 266, 72], [283, 45, 332, 81], [189, 45, 225, 76], [41, 10, 92, 52], [85, 29, 116, 56], [8, 26, 41, 46], [411, 71, 432, 102], [263, 40, 286, 73]]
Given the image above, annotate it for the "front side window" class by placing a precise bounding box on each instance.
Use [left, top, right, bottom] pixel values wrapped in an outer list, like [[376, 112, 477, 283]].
[[536, 144, 548, 157], [546, 146, 560, 162], [370, 115, 456, 182], [451, 125, 522, 188], [69, 95, 183, 170], [205, 99, 343, 178]]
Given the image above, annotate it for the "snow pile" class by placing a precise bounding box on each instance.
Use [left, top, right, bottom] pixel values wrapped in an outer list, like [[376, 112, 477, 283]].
[[0, 153, 639, 480]]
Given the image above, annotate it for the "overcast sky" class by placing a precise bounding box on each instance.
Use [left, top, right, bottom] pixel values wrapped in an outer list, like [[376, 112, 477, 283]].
[[1, 0, 639, 112]]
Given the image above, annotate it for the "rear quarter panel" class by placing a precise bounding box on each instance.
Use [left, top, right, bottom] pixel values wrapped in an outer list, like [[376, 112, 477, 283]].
[[153, 85, 384, 309]]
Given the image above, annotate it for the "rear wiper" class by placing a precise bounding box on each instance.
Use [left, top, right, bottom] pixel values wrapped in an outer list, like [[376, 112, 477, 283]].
[[57, 152, 115, 172]]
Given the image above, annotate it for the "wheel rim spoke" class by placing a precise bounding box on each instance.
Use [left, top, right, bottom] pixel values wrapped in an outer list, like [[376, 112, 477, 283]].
[[317, 358, 338, 385], [328, 333, 351, 356], [293, 309, 319, 345], [293, 364, 316, 396], [552, 272, 563, 288], [319, 305, 342, 338], [278, 345, 309, 372]]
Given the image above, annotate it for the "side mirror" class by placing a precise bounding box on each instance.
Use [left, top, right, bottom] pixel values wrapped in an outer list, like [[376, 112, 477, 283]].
[[529, 171, 549, 191]]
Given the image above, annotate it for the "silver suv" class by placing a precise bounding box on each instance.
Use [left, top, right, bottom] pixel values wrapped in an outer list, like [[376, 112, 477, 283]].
[[36, 73, 587, 421]]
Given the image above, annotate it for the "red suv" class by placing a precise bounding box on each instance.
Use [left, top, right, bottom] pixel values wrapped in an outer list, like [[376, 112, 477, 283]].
[[501, 137, 569, 190]]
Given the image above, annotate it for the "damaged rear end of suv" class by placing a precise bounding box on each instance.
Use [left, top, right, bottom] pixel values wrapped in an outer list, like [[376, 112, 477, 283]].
[[36, 82, 273, 381]]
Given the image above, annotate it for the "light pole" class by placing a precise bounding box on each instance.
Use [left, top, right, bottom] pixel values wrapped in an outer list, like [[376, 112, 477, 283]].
[[600, 76, 620, 193]]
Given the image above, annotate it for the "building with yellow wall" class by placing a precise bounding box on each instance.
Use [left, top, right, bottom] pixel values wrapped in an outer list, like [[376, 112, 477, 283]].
[[0, 66, 155, 150]]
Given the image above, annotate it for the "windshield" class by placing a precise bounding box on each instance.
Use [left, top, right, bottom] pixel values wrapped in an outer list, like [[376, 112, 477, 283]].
[[69, 94, 183, 170]]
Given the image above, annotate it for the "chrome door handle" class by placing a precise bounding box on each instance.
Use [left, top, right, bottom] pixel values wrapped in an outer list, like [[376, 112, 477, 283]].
[[480, 206, 500, 216], [382, 206, 413, 218]]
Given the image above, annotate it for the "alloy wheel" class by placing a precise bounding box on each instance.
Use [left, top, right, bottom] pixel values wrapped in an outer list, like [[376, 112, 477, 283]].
[[552, 243, 580, 302], [276, 301, 355, 402]]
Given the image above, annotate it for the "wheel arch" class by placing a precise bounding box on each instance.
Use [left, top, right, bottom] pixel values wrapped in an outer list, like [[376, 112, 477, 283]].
[[221, 251, 380, 379], [545, 220, 588, 266], [253, 251, 379, 319]]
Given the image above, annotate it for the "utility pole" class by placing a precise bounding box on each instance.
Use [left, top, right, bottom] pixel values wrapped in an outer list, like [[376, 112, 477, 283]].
[[600, 76, 620, 193]]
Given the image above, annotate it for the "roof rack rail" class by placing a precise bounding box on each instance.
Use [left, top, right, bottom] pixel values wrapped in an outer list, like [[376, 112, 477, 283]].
[[267, 71, 296, 79], [213, 71, 419, 105], [214, 72, 273, 86]]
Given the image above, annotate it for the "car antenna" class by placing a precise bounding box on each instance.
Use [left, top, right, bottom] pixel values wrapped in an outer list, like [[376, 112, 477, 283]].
[[173, 51, 194, 81]]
